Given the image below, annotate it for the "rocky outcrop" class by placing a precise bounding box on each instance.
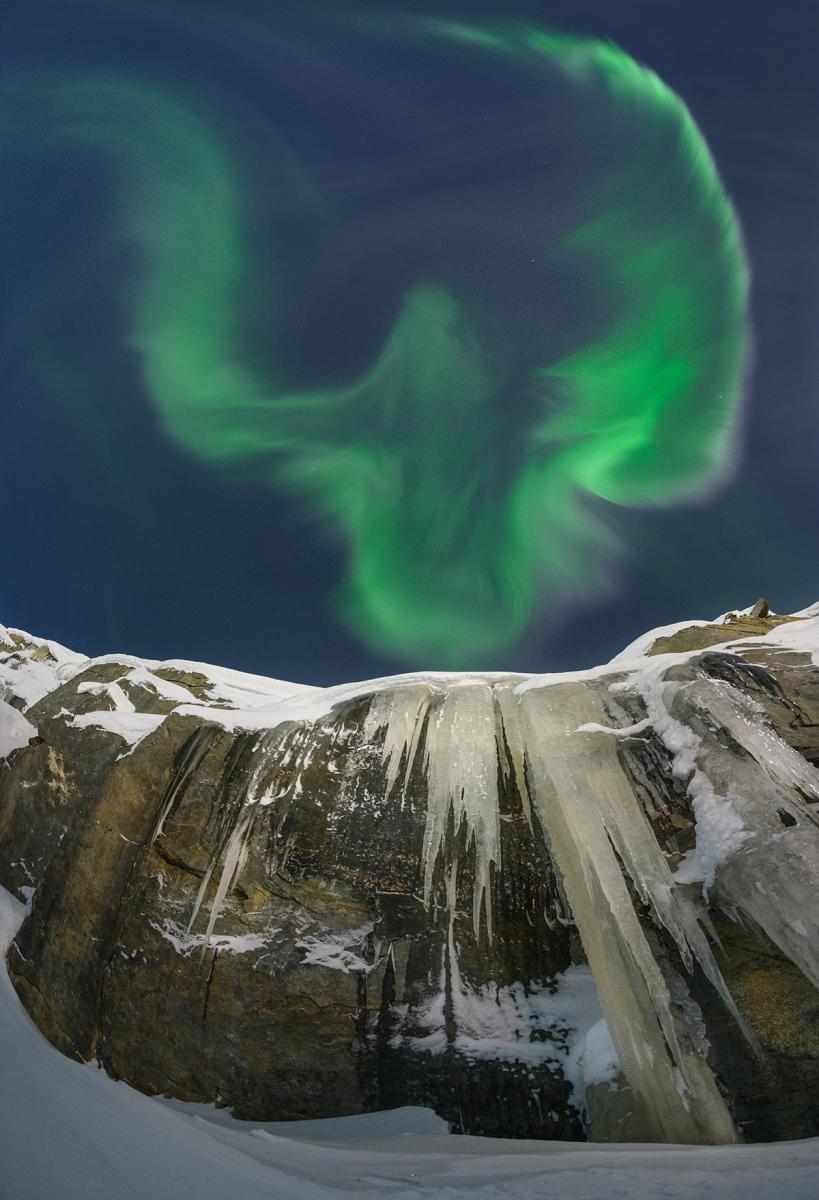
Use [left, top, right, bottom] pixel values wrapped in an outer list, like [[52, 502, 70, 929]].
[[1, 610, 819, 1144], [647, 609, 803, 656]]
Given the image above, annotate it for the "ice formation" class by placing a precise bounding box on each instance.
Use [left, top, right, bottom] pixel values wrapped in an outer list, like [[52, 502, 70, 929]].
[[164, 639, 819, 1143], [648, 672, 819, 991], [422, 684, 501, 939], [7, 614, 819, 1145], [518, 682, 738, 1144]]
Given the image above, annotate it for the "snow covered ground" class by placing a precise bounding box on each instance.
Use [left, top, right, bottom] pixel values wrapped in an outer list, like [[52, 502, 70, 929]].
[[1, 887, 817, 1199]]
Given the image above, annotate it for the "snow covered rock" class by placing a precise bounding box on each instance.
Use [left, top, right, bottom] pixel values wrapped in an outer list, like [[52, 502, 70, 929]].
[[1, 614, 819, 1144]]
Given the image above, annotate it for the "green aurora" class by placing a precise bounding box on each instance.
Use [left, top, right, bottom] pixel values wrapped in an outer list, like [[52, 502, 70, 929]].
[[12, 21, 750, 664]]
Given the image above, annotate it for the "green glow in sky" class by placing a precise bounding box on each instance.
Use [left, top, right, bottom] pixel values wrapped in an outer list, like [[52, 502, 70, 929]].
[[19, 21, 750, 664]]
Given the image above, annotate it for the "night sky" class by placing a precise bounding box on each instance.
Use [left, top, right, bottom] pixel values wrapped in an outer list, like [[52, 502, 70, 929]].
[[4, 0, 819, 685]]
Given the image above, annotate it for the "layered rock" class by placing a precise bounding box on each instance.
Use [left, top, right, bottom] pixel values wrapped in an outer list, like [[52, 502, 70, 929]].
[[1, 609, 819, 1143]]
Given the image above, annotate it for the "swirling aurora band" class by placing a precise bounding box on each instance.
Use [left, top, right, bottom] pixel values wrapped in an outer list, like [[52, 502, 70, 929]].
[[11, 20, 750, 664]]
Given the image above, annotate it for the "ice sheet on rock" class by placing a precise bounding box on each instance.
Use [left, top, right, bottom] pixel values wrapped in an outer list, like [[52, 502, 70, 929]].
[[518, 680, 739, 1145], [184, 731, 290, 947], [615, 656, 819, 991], [0, 699, 37, 760], [657, 674, 819, 991]]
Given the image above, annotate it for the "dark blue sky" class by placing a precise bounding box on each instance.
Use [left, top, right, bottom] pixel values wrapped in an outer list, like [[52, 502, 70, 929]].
[[3, 0, 819, 683]]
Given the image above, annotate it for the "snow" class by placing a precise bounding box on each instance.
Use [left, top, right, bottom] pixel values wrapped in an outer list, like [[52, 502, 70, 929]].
[[297, 924, 376, 973], [0, 699, 37, 761], [793, 599, 819, 618], [760, 612, 819, 665], [71, 676, 171, 752], [610, 619, 713, 663], [615, 660, 754, 895], [670, 786, 749, 892], [2, 883, 819, 1198], [5, 607, 819, 756], [572, 1018, 620, 1090], [608, 598, 793, 663], [123, 666, 200, 703], [396, 960, 618, 1106], [68, 709, 166, 750], [150, 919, 269, 957], [0, 626, 87, 704], [77, 679, 136, 711], [0, 624, 319, 732]]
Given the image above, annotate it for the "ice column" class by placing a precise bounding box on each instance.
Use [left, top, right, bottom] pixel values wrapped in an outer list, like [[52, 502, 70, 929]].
[[423, 683, 501, 938], [518, 679, 738, 1144]]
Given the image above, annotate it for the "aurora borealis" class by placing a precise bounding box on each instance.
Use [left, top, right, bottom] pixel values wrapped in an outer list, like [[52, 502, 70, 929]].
[[4, 1, 819, 680]]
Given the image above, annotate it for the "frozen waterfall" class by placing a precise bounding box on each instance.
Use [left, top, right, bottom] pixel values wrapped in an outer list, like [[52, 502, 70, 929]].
[[177, 655, 819, 1144]]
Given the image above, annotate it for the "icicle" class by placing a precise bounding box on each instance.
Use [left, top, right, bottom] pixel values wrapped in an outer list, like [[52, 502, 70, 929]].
[[364, 684, 433, 801], [422, 683, 500, 940], [518, 680, 738, 1145], [184, 728, 282, 943], [151, 724, 220, 844], [198, 811, 254, 954], [185, 860, 215, 936], [493, 683, 532, 826], [445, 856, 463, 1013]]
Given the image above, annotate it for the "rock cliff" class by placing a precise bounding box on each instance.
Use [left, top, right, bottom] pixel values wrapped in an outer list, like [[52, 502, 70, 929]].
[[1, 606, 818, 1144]]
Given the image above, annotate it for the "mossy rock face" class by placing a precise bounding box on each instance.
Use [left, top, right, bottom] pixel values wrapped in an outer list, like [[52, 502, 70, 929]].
[[734, 968, 819, 1056], [685, 916, 819, 1142]]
